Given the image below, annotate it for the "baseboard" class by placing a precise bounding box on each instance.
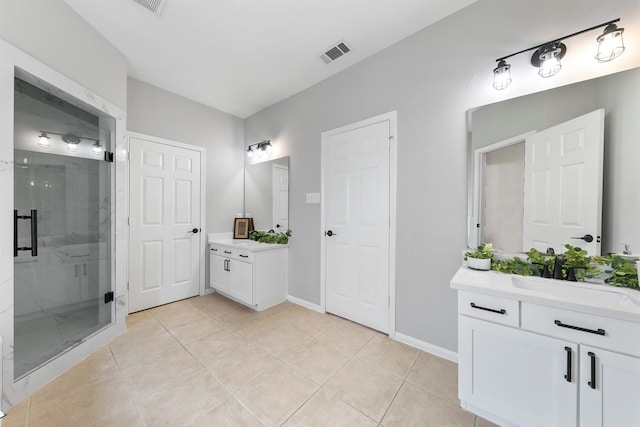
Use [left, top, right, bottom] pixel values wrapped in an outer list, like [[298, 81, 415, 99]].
[[394, 332, 458, 363], [287, 295, 324, 313]]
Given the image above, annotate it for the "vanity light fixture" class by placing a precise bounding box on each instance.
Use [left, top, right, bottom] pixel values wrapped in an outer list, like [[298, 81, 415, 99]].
[[492, 18, 625, 90], [92, 141, 103, 155], [246, 140, 273, 158]]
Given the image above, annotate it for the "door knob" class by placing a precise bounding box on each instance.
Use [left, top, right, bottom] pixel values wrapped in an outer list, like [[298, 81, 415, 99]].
[[189, 228, 200, 234], [325, 230, 336, 237], [570, 234, 593, 243], [276, 224, 281, 228]]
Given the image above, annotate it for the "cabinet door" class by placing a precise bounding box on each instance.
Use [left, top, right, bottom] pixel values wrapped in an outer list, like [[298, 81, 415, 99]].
[[228, 259, 253, 305], [580, 346, 640, 427], [210, 254, 229, 292], [459, 316, 578, 427]]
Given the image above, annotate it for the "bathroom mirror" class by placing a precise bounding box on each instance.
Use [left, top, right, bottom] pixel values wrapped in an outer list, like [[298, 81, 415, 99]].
[[467, 66, 640, 255], [244, 156, 289, 232]]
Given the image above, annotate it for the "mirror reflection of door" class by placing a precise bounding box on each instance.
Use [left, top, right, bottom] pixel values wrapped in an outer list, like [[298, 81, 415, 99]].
[[476, 109, 604, 255], [272, 163, 289, 231]]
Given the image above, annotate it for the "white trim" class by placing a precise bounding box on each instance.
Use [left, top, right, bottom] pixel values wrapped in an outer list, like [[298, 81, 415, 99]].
[[320, 111, 397, 338], [394, 332, 458, 363], [126, 131, 207, 311], [470, 131, 534, 249], [287, 295, 324, 313]]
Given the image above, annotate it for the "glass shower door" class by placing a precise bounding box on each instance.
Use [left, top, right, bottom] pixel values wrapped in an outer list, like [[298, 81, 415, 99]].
[[13, 77, 114, 380]]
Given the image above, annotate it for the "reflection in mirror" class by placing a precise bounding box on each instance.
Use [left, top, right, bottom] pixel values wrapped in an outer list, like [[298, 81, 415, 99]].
[[244, 156, 289, 232], [468, 67, 640, 256]]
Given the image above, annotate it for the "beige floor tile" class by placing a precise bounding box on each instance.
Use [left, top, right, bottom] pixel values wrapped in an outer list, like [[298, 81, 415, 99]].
[[28, 346, 118, 402], [215, 303, 262, 324], [262, 301, 307, 318], [231, 313, 284, 340], [136, 368, 229, 426], [357, 335, 420, 378], [316, 319, 377, 355], [2, 397, 29, 427], [169, 315, 226, 345], [125, 310, 156, 327], [286, 310, 343, 336], [325, 358, 403, 422], [406, 351, 459, 404], [235, 366, 319, 425], [151, 304, 209, 330], [186, 397, 263, 427], [110, 331, 182, 370], [29, 376, 135, 427], [89, 408, 145, 427], [189, 293, 238, 315], [382, 382, 475, 427], [122, 347, 203, 400], [205, 342, 282, 393], [285, 338, 350, 384], [254, 323, 313, 357], [185, 327, 248, 365], [283, 389, 377, 427], [475, 416, 501, 427]]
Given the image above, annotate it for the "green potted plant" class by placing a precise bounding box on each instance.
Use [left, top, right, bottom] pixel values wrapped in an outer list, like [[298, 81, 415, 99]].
[[465, 243, 493, 271]]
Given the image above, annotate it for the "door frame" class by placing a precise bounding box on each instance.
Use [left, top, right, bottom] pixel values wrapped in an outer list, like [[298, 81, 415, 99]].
[[126, 131, 206, 314], [272, 162, 289, 231], [471, 131, 534, 249], [320, 111, 397, 338]]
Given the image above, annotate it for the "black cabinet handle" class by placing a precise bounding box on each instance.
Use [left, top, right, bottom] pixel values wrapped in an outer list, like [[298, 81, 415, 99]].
[[554, 320, 605, 336], [588, 351, 596, 389], [564, 347, 572, 382], [224, 250, 232, 254], [211, 248, 218, 252], [470, 302, 506, 315], [239, 254, 248, 258]]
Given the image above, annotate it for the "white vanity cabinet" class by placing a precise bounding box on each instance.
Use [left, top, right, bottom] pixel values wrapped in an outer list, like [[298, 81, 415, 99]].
[[452, 268, 640, 427], [209, 239, 287, 311]]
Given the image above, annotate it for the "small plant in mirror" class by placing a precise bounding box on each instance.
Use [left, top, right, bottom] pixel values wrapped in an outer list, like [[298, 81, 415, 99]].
[[525, 248, 554, 277], [604, 255, 639, 289], [465, 243, 494, 260], [562, 244, 600, 281], [249, 229, 291, 244]]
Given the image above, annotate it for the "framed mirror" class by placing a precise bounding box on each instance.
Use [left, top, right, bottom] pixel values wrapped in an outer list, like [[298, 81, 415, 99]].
[[467, 66, 640, 255], [244, 156, 289, 232]]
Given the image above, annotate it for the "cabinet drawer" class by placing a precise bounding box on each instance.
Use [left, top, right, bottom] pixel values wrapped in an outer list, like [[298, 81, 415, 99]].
[[235, 249, 254, 263], [521, 302, 640, 356], [459, 291, 519, 327]]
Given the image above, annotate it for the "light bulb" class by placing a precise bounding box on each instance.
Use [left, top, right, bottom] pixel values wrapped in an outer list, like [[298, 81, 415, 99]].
[[539, 53, 561, 78], [67, 142, 78, 152], [92, 143, 103, 155], [247, 147, 254, 159], [265, 142, 273, 154], [38, 132, 51, 148]]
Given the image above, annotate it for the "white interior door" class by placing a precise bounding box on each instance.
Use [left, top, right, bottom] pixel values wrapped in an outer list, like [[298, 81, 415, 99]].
[[272, 164, 289, 231], [523, 109, 604, 254], [129, 135, 202, 313], [323, 119, 390, 333]]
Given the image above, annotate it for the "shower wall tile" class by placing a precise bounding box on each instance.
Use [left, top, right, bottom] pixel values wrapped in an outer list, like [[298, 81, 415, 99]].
[[0, 39, 127, 411]]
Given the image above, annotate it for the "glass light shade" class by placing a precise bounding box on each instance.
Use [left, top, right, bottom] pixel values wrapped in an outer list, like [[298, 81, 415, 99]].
[[538, 53, 561, 78], [247, 147, 254, 159], [38, 132, 51, 148], [265, 142, 273, 154], [66, 142, 78, 151], [92, 143, 103, 155], [595, 24, 625, 62], [492, 60, 512, 90]]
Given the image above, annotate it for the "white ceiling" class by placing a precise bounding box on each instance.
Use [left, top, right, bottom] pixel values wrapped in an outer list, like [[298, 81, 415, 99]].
[[63, 0, 476, 118]]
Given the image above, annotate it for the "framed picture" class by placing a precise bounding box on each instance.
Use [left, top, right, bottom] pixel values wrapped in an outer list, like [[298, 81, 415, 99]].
[[233, 218, 250, 239]]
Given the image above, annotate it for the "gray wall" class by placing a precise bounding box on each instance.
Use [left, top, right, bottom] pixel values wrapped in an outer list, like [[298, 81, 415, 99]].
[[471, 68, 640, 256], [244, 0, 640, 352], [0, 0, 128, 109], [127, 78, 245, 234]]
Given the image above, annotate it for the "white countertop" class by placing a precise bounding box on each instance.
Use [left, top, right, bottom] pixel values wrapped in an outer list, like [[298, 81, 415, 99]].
[[451, 266, 640, 323], [208, 234, 289, 252]]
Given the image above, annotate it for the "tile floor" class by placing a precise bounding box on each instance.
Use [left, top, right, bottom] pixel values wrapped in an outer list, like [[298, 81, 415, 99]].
[[3, 293, 498, 427]]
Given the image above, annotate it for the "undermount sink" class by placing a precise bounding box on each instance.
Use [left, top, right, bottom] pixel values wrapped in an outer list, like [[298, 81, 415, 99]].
[[511, 276, 640, 308]]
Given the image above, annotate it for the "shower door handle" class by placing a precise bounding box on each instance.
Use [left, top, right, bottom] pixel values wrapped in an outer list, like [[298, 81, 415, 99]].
[[14, 209, 38, 257]]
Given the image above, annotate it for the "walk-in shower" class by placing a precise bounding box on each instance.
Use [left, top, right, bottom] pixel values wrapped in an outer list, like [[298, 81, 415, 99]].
[[13, 77, 115, 380]]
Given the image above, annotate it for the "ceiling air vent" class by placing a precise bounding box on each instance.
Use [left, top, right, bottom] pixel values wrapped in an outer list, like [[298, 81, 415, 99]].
[[319, 41, 352, 64], [133, 0, 167, 15]]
